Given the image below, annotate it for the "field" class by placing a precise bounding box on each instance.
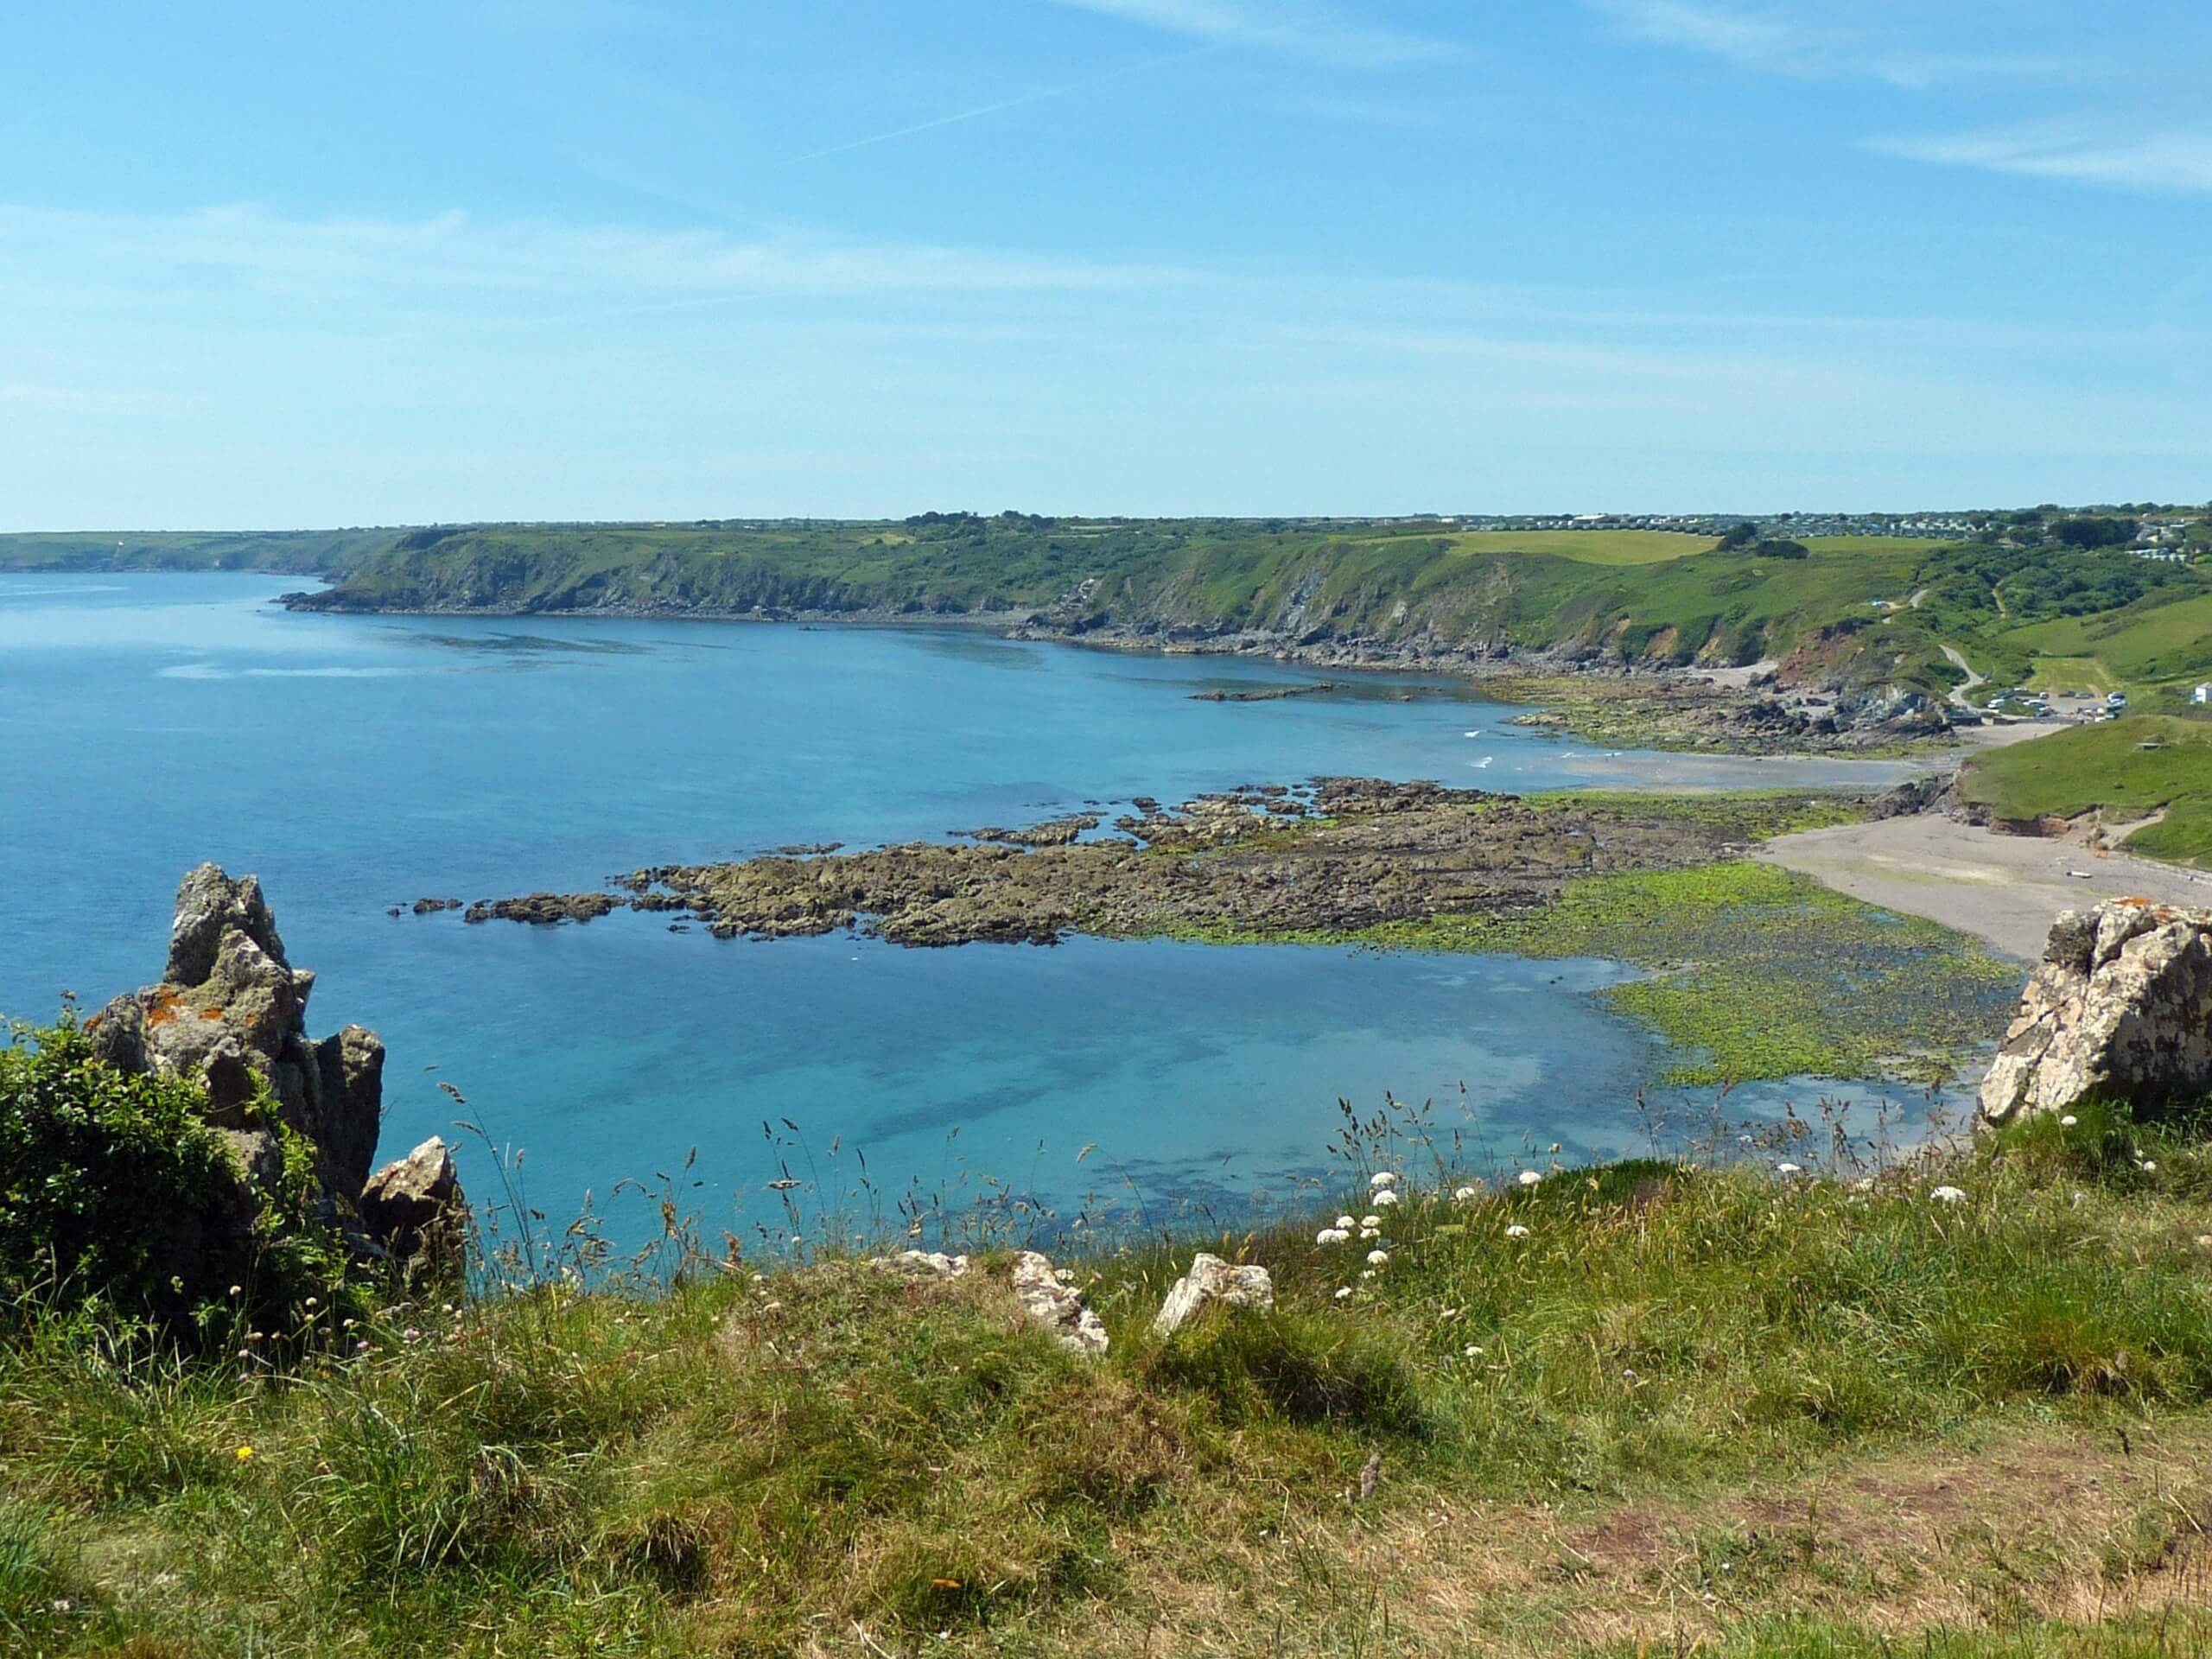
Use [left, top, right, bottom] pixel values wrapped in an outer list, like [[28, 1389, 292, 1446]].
[[1437, 528, 1716, 564], [1958, 715, 2212, 864], [2000, 593, 2212, 690], [2023, 656, 2122, 696]]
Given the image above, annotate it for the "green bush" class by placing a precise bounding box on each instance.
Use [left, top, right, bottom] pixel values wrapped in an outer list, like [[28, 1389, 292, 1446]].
[[0, 1016, 354, 1338]]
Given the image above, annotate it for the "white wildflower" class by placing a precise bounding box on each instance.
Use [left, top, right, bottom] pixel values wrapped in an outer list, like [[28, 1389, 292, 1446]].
[[1374, 1188, 1401, 1208], [1463, 1344, 1483, 1357], [1359, 1226, 1381, 1240], [1336, 1214, 1357, 1230], [1334, 1286, 1353, 1300], [2059, 1115, 2079, 1127], [1504, 1224, 1531, 1239], [1366, 1249, 1390, 1268], [1853, 1177, 1875, 1192], [1929, 1185, 1967, 1204], [1453, 1185, 1479, 1201], [1518, 1170, 1541, 1187], [1370, 1171, 1399, 1190], [1361, 1215, 1382, 1230], [1777, 1162, 1803, 1178], [2142, 1160, 2159, 1173], [1315, 1227, 1350, 1246], [1360, 1268, 1376, 1281]]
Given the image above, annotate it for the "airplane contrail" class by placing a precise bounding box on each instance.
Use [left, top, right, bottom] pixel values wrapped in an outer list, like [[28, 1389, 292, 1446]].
[[779, 40, 1222, 166]]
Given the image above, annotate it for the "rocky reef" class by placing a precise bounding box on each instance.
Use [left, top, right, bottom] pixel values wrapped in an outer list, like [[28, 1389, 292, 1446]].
[[1980, 898, 2212, 1123], [84, 864, 465, 1273], [459, 779, 1781, 949]]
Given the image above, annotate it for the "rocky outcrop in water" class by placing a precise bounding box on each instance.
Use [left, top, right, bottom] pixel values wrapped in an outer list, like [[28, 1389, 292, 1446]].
[[1979, 899, 2212, 1124], [85, 865, 466, 1270], [463, 778, 1798, 950]]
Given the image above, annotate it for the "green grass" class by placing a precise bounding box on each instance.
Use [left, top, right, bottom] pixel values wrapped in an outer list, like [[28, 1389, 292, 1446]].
[[1959, 715, 2212, 865], [15, 1110, 2212, 1655]]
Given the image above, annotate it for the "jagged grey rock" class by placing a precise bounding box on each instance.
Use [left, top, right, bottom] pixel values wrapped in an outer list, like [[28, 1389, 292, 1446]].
[[1979, 899, 2212, 1124], [1009, 1249, 1109, 1357], [1152, 1252, 1275, 1337], [359, 1136, 467, 1270], [86, 864, 457, 1265]]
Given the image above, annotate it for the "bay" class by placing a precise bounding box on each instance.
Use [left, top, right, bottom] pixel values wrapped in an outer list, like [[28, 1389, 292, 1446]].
[[2, 574, 1941, 1245]]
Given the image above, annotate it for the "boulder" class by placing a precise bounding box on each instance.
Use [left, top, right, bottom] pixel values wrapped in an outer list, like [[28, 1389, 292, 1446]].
[[1153, 1252, 1275, 1337], [1009, 1249, 1109, 1357], [1979, 899, 2212, 1124], [360, 1136, 468, 1273]]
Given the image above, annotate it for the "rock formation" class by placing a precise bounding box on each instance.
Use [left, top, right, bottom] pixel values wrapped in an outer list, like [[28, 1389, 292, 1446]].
[[85, 864, 466, 1270], [1153, 1253, 1275, 1337], [1009, 1249, 1109, 1357], [1979, 899, 2212, 1124]]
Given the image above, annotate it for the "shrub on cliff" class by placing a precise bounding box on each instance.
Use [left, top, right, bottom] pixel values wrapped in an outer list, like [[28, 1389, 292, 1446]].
[[0, 1014, 354, 1338]]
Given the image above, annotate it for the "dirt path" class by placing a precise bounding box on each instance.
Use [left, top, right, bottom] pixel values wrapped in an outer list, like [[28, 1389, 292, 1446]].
[[1941, 643, 1987, 712], [1758, 812, 2210, 960]]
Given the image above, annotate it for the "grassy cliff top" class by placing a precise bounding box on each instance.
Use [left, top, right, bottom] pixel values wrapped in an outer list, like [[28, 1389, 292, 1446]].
[[10, 1084, 2212, 1656]]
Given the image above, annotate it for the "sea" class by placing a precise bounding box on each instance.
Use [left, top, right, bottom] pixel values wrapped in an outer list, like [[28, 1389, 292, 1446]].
[[2, 573, 1951, 1251]]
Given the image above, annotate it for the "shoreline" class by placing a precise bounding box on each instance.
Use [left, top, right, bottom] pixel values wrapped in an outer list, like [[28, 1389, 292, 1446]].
[[275, 584, 1954, 760]]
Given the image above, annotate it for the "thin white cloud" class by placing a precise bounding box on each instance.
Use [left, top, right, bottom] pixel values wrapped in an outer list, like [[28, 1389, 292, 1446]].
[[1878, 124, 2212, 195], [1051, 0, 1461, 67], [0, 203, 1185, 304], [1585, 0, 2079, 89]]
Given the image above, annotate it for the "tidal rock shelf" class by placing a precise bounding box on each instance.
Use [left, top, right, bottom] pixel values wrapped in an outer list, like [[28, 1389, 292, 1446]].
[[455, 778, 1781, 949]]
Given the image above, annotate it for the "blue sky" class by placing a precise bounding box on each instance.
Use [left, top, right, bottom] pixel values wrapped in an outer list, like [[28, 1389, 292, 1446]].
[[3, 0, 2207, 524]]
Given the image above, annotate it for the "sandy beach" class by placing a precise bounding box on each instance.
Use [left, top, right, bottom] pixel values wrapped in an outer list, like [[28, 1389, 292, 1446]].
[[1758, 813, 2211, 962]]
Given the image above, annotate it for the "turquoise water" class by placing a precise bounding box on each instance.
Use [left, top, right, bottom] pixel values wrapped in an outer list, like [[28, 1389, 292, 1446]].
[[2, 575, 1937, 1243]]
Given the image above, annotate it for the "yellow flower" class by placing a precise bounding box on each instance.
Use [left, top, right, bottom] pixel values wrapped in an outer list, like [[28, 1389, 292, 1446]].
[[234, 1445, 256, 1464]]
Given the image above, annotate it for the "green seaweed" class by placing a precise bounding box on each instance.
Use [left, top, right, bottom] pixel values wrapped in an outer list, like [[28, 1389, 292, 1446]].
[[1148, 861, 2021, 1085]]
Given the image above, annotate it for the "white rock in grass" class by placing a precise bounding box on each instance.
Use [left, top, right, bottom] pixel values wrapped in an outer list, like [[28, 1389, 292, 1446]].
[[874, 1249, 969, 1280], [1153, 1253, 1274, 1337], [1010, 1250, 1109, 1357]]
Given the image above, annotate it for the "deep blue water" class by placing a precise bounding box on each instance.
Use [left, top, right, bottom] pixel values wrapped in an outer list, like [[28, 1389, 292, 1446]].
[[3, 574, 1940, 1245]]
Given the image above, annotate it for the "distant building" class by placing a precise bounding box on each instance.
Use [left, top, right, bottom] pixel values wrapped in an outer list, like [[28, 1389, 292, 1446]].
[[2195, 683, 2212, 705]]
